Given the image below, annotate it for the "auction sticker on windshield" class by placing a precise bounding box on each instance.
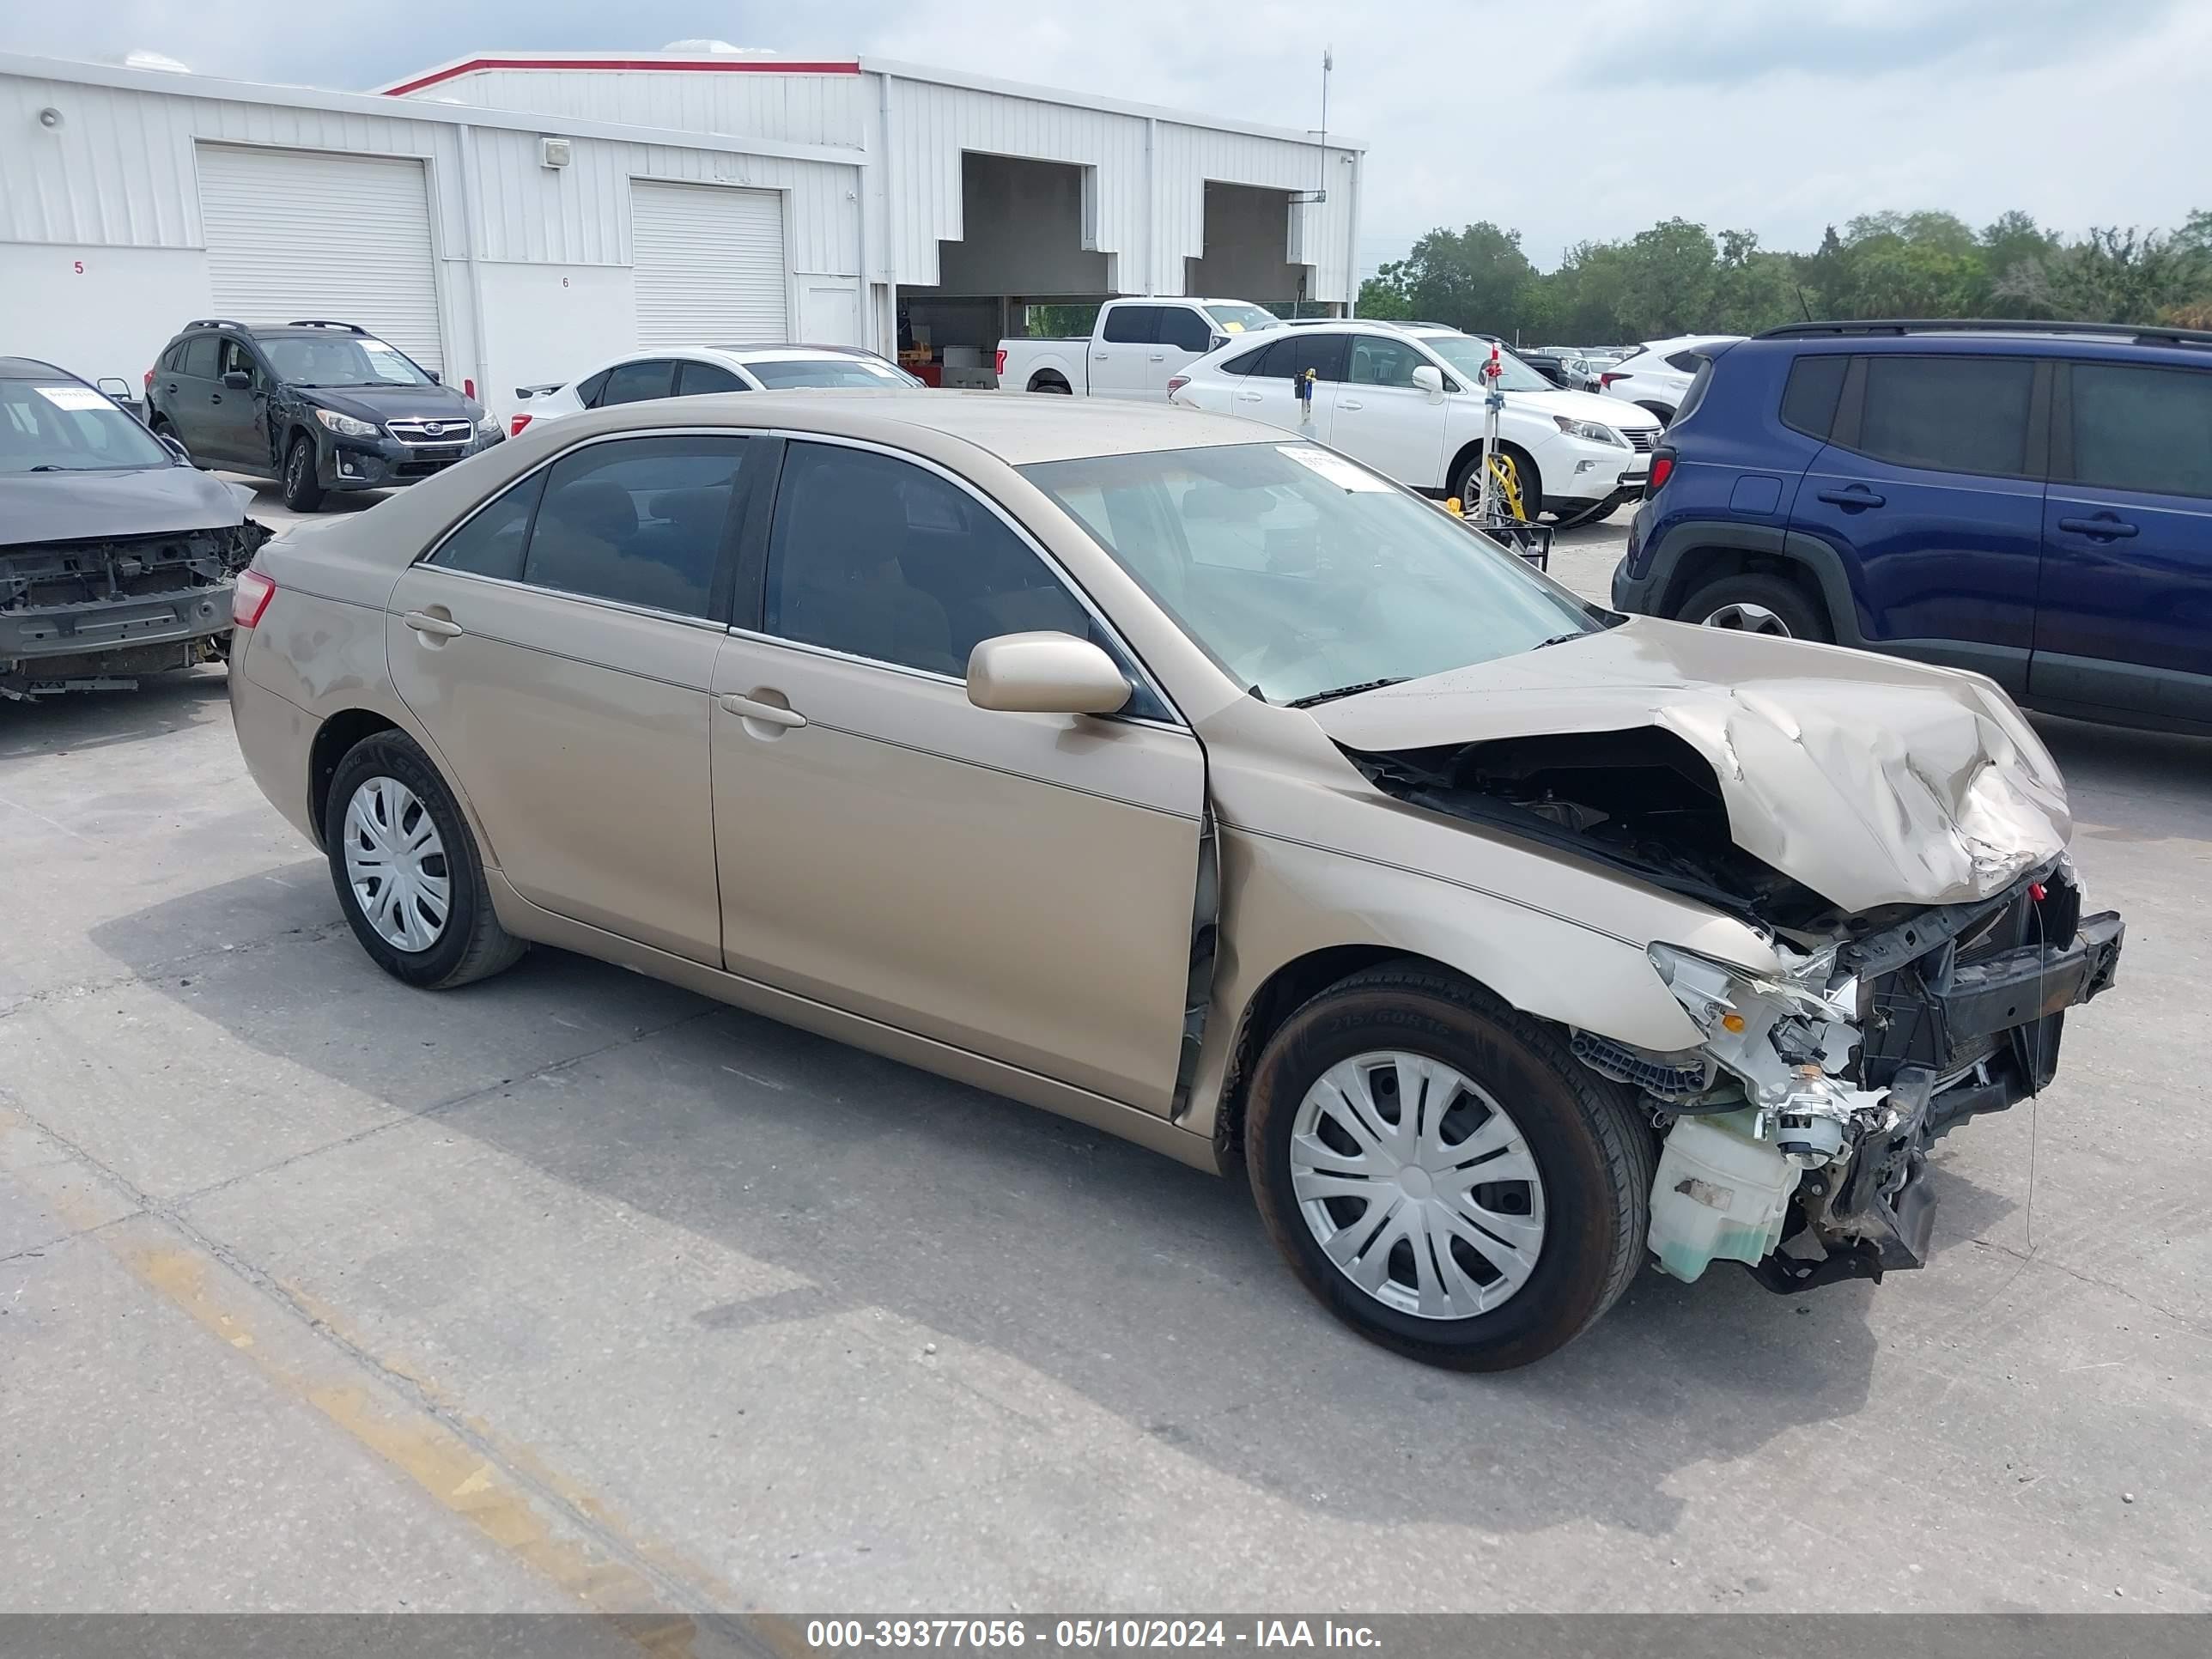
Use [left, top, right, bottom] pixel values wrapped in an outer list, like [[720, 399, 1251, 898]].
[[1278, 445, 1391, 492], [34, 384, 112, 412]]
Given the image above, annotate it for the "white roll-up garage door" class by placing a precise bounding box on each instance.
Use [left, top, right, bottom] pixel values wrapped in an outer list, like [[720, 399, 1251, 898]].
[[631, 181, 789, 345], [196, 144, 445, 374]]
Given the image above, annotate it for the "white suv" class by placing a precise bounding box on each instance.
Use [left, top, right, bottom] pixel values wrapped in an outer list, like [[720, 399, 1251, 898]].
[[1170, 323, 1662, 526], [1596, 334, 1743, 424], [509, 344, 920, 435]]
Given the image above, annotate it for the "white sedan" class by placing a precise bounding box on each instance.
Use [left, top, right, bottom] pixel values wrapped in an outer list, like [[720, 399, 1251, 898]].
[[1170, 323, 1662, 526], [508, 344, 922, 435]]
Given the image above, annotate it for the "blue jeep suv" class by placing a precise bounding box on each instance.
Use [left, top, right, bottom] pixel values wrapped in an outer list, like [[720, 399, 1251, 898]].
[[1612, 319, 2212, 732]]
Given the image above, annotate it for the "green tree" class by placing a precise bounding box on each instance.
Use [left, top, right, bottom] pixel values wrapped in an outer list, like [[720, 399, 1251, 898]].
[[1614, 218, 1718, 336], [1360, 222, 1534, 335], [1997, 226, 2212, 324]]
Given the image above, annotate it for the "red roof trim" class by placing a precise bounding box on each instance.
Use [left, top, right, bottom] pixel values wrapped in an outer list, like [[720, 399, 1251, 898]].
[[381, 57, 863, 97]]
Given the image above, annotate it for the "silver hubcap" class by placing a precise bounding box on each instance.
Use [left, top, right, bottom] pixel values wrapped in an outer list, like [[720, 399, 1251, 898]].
[[342, 777, 451, 952], [1289, 1052, 1547, 1321], [1702, 601, 1791, 636]]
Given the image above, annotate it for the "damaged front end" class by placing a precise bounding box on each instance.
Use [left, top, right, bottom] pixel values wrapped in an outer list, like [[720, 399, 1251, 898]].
[[1595, 860, 2123, 1291], [1338, 714, 2121, 1297], [1, 520, 268, 698]]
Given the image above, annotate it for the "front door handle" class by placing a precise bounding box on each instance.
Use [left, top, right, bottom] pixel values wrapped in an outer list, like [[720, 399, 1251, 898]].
[[402, 611, 464, 638], [1338, 398, 1364, 411], [1149, 352, 1166, 362], [1236, 391, 1264, 403], [1816, 487, 1887, 510], [720, 693, 806, 728], [210, 394, 223, 404], [2057, 514, 2139, 540]]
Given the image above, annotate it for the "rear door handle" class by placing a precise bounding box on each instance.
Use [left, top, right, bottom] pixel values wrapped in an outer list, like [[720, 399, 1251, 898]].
[[1237, 391, 1264, 403], [1338, 399, 1364, 411], [1149, 352, 1166, 362], [2057, 515, 2139, 539], [719, 693, 806, 728], [402, 611, 464, 638], [1816, 487, 1886, 509]]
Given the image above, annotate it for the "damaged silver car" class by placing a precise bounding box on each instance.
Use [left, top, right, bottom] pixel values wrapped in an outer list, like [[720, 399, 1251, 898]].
[[3, 356, 265, 699]]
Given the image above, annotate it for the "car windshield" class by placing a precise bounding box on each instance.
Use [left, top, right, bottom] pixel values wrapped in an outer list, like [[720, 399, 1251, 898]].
[[1203, 302, 1279, 337], [1021, 441, 1595, 706], [744, 357, 920, 389], [1418, 335, 1553, 392], [0, 379, 173, 474], [261, 335, 433, 388]]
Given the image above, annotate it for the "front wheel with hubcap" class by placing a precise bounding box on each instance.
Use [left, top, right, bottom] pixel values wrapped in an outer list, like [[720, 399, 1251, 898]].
[[1246, 963, 1655, 1370], [283, 434, 326, 512], [325, 729, 526, 988], [1677, 572, 1829, 641]]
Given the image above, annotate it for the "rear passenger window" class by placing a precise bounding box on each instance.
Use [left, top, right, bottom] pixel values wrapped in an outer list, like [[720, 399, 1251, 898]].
[[599, 361, 676, 407], [181, 336, 220, 378], [1246, 333, 1349, 383], [1856, 356, 2035, 477], [428, 473, 545, 582], [1665, 349, 1710, 374], [2069, 363, 2212, 499], [575, 369, 612, 408], [520, 436, 748, 617], [1157, 308, 1214, 353], [678, 361, 745, 396], [1102, 306, 1158, 344], [1779, 355, 1849, 439], [1222, 344, 1273, 376]]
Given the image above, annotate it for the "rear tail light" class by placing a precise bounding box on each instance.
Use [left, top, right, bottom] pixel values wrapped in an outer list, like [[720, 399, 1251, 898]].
[[232, 568, 276, 629], [1600, 371, 1628, 389], [994, 348, 1007, 380], [464, 378, 477, 399], [1165, 374, 1191, 397], [143, 367, 154, 392], [510, 413, 533, 436], [1647, 447, 1677, 492]]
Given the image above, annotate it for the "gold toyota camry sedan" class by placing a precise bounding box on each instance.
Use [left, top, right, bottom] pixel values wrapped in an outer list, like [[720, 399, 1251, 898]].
[[229, 390, 2123, 1370]]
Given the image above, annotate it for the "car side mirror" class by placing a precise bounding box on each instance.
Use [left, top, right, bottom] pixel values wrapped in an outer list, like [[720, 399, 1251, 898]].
[[157, 434, 189, 462], [1411, 364, 1444, 398], [426, 370, 441, 385], [222, 370, 252, 390], [966, 632, 1131, 716]]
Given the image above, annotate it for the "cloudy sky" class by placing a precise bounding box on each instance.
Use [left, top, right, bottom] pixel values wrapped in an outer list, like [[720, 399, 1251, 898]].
[[3, 0, 2204, 274]]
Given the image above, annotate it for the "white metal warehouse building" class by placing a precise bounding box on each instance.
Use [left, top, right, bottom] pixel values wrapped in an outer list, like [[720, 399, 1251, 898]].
[[0, 47, 1363, 414]]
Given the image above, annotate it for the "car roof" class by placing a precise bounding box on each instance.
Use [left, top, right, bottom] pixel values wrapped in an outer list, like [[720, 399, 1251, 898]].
[[0, 356, 77, 381], [588, 387, 1267, 465], [1743, 319, 2212, 368]]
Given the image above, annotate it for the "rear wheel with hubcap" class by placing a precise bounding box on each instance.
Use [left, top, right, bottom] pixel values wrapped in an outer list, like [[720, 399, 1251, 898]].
[[1677, 572, 1829, 641], [1246, 963, 1655, 1370], [325, 729, 525, 988]]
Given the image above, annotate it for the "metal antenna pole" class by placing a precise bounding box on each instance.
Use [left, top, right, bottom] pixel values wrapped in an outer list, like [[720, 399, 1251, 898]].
[[1476, 338, 1503, 521]]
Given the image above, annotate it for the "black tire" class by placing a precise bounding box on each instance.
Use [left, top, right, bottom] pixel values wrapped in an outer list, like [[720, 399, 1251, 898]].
[[1451, 444, 1543, 521], [1245, 963, 1656, 1371], [1029, 375, 1073, 394], [150, 416, 201, 469], [1676, 571, 1830, 641], [325, 729, 526, 990], [282, 433, 326, 512]]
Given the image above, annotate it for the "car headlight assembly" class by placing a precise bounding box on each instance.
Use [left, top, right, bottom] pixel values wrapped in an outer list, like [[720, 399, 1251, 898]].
[[1553, 416, 1629, 447], [475, 411, 500, 436], [1646, 942, 1881, 1164], [313, 408, 380, 439]]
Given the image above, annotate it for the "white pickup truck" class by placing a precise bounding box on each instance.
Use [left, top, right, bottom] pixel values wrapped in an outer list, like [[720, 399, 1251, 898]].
[[995, 296, 1279, 400]]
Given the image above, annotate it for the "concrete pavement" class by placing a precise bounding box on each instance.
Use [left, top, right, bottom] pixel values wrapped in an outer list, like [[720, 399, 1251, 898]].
[[3, 506, 2208, 1616]]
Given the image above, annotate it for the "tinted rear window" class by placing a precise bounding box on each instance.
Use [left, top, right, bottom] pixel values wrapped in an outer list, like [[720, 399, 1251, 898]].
[[2069, 362, 2212, 498], [1857, 356, 2035, 477], [1779, 355, 1849, 439]]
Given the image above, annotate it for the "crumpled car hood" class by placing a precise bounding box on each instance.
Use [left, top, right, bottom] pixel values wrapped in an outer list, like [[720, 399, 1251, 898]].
[[1307, 618, 2069, 914], [0, 465, 252, 546]]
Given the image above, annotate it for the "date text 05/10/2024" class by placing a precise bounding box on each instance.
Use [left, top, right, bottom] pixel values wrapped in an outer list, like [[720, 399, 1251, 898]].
[[800, 1620, 1383, 1650]]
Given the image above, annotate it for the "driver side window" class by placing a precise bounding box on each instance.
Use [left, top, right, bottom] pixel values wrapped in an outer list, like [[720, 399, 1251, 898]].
[[1346, 336, 1423, 389], [218, 339, 259, 384]]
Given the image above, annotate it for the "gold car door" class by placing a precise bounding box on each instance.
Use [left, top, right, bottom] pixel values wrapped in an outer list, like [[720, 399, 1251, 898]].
[[709, 438, 1207, 1115], [386, 433, 757, 966]]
